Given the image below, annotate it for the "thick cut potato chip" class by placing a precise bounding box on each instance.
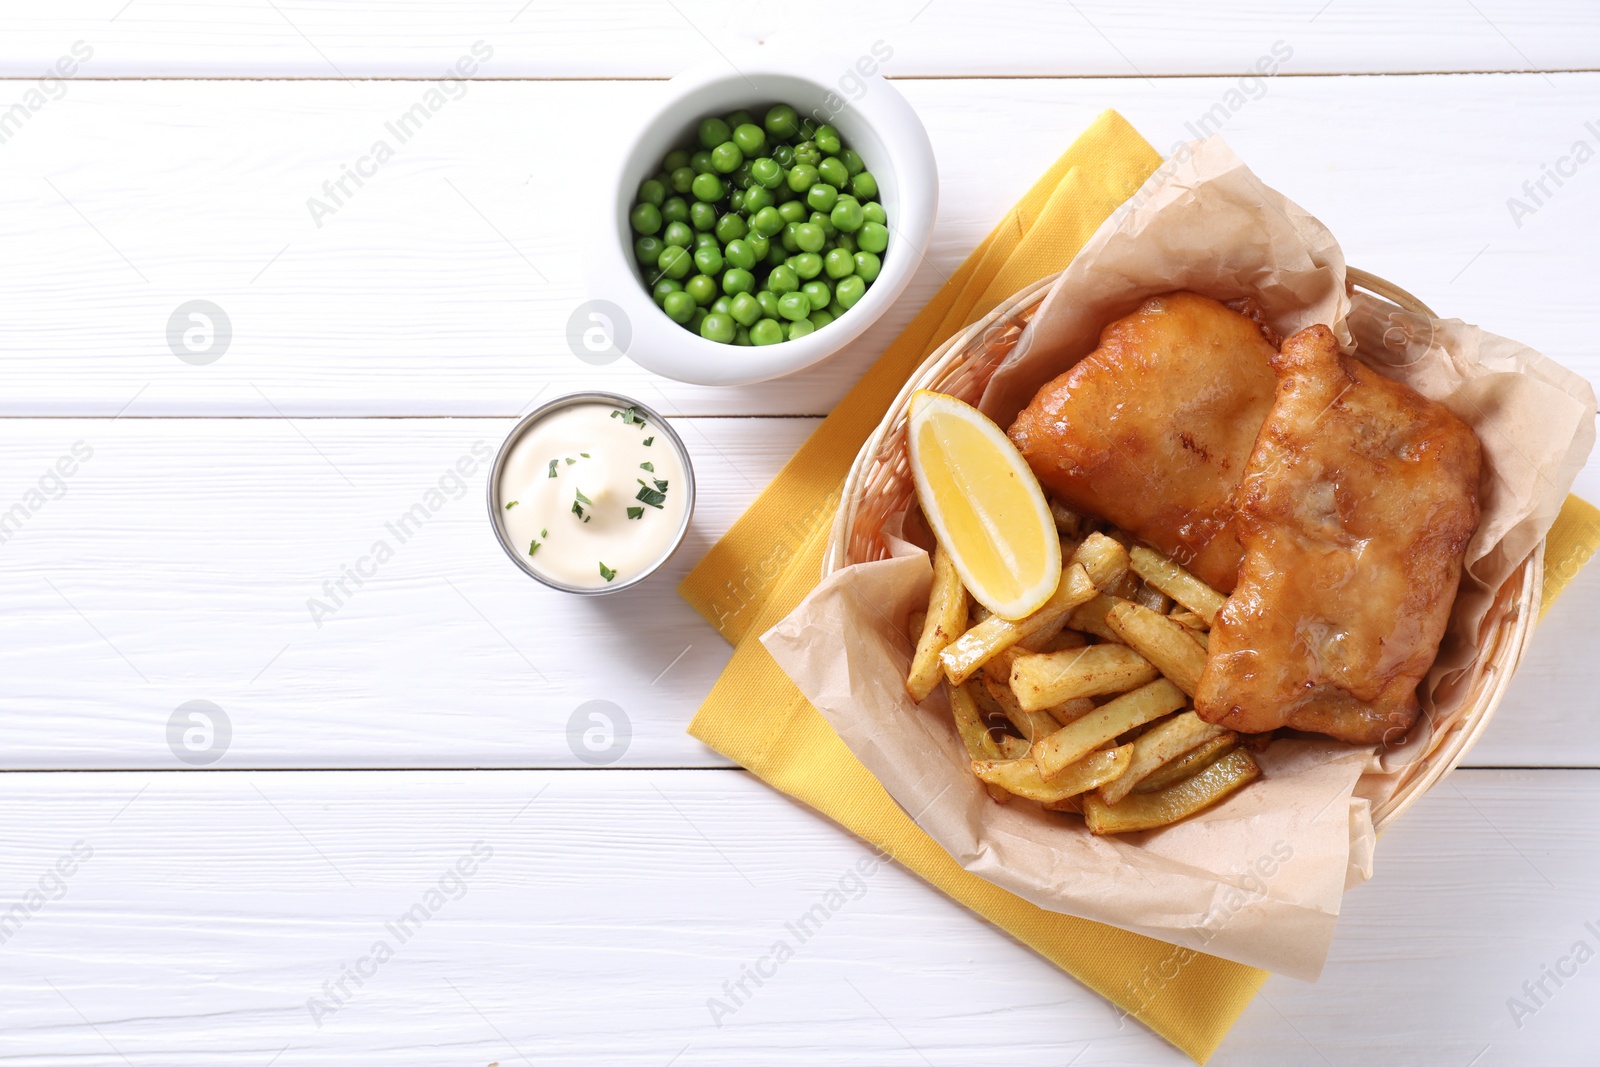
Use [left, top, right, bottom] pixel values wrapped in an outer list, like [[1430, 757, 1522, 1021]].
[[982, 677, 1063, 744], [1129, 545, 1227, 626], [1105, 600, 1208, 696], [1009, 643, 1158, 712], [1134, 733, 1238, 794], [1031, 678, 1187, 777], [1098, 711, 1228, 805], [1082, 749, 1261, 834], [939, 564, 1095, 685], [973, 745, 1132, 802], [1066, 594, 1128, 642], [948, 682, 1003, 761], [907, 546, 970, 701]]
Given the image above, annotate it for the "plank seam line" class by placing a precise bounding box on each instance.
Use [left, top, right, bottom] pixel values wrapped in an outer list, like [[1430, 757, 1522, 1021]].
[[0, 69, 1592, 82]]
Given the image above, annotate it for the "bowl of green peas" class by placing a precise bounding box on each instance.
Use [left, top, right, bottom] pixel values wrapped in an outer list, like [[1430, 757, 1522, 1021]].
[[600, 52, 938, 386]]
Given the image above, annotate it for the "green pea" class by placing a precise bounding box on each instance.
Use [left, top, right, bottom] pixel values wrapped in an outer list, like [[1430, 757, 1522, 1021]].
[[662, 289, 696, 323], [840, 149, 865, 176], [750, 206, 784, 236], [817, 157, 849, 190], [629, 202, 662, 235], [852, 251, 882, 282], [662, 196, 689, 224], [634, 235, 664, 265], [710, 295, 732, 315], [807, 211, 836, 239], [771, 143, 795, 167], [830, 197, 864, 232], [779, 223, 800, 253], [662, 221, 693, 248], [690, 150, 715, 175], [794, 141, 821, 168], [826, 300, 846, 319], [746, 231, 770, 258], [690, 307, 709, 332], [693, 244, 723, 275], [693, 232, 718, 251], [690, 201, 718, 231], [728, 189, 746, 213], [824, 248, 855, 279], [700, 311, 736, 343], [777, 200, 807, 224], [750, 317, 785, 345], [766, 245, 788, 267], [685, 274, 718, 305], [793, 223, 825, 253], [809, 308, 834, 330], [725, 109, 754, 130], [774, 183, 798, 204], [711, 141, 743, 174], [851, 171, 879, 200], [857, 221, 888, 254], [729, 291, 762, 327], [691, 172, 725, 203], [732, 123, 767, 157], [658, 245, 693, 279], [638, 179, 666, 208], [777, 291, 811, 322], [862, 202, 887, 225], [801, 279, 832, 310], [806, 182, 838, 213], [714, 212, 747, 243], [733, 325, 752, 346], [742, 184, 774, 213], [724, 239, 755, 271], [836, 274, 867, 308], [797, 116, 818, 140], [663, 149, 690, 172], [734, 162, 756, 190], [786, 317, 815, 340], [721, 267, 755, 295], [792, 252, 823, 279], [765, 104, 801, 140], [755, 291, 781, 319], [751, 157, 783, 189], [814, 125, 842, 155], [786, 164, 819, 193], [669, 167, 695, 195], [834, 231, 857, 254], [767, 265, 799, 294], [698, 117, 732, 150], [651, 277, 683, 305]]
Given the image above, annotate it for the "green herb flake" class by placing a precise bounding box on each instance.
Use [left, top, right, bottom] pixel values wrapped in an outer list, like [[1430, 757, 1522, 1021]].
[[580, 452, 590, 458], [639, 461, 654, 472], [540, 528, 548, 538], [574, 488, 592, 506], [599, 561, 618, 582], [643, 437, 654, 446], [565, 457, 577, 466], [571, 500, 590, 523], [547, 460, 558, 478], [611, 406, 648, 428], [626, 506, 644, 520], [527, 539, 541, 556], [653, 477, 669, 492], [635, 479, 666, 509], [504, 500, 519, 510]]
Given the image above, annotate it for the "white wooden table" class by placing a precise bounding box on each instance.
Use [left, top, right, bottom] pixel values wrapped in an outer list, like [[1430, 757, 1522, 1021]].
[[1, 4, 1597, 1063]]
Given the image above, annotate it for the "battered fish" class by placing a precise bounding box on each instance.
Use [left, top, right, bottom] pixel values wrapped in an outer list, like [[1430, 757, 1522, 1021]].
[[1194, 325, 1481, 745], [1007, 291, 1279, 593]]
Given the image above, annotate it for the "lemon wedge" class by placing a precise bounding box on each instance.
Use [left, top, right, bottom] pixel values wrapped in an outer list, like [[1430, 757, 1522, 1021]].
[[907, 390, 1061, 621]]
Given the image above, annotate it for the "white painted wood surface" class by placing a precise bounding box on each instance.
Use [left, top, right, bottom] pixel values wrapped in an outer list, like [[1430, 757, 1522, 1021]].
[[1, 2, 1597, 1063]]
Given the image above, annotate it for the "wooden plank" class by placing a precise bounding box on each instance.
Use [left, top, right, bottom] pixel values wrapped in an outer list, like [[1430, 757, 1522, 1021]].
[[0, 767, 1590, 1064], [0, 75, 1593, 439], [0, 1, 1592, 78]]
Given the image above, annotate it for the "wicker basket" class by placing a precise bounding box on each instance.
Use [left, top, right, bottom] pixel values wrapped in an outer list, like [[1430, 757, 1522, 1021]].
[[824, 269, 1541, 832]]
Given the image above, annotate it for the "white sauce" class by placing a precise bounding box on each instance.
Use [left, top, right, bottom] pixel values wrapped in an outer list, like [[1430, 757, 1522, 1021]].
[[497, 402, 688, 589]]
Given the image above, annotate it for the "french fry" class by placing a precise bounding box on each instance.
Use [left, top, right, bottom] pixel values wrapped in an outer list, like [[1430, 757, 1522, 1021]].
[[906, 547, 970, 701], [1167, 609, 1207, 630], [1066, 594, 1128, 642], [1072, 532, 1131, 590], [1097, 711, 1229, 805], [1027, 628, 1088, 654], [1041, 795, 1083, 814], [1030, 678, 1186, 776], [1107, 571, 1141, 601], [1132, 581, 1173, 615], [948, 682, 1003, 760], [1105, 600, 1208, 696], [967, 684, 1036, 761], [908, 610, 927, 644], [1128, 545, 1227, 626], [1134, 733, 1238, 794], [982, 677, 1062, 744], [1190, 629, 1210, 651], [939, 564, 1096, 685], [1045, 697, 1096, 726], [1082, 748, 1261, 834], [1010, 643, 1159, 712], [972, 745, 1132, 803], [1049, 499, 1085, 537]]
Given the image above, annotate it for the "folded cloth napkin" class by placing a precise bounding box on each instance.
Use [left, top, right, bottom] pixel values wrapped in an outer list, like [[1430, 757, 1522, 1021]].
[[677, 109, 1600, 1063]]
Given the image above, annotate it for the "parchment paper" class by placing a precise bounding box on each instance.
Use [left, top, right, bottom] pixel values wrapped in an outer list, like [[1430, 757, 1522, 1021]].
[[762, 136, 1597, 980]]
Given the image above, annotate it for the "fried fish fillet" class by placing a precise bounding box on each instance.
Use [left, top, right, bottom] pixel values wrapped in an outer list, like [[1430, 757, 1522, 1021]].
[[1194, 325, 1482, 745], [1007, 291, 1279, 593]]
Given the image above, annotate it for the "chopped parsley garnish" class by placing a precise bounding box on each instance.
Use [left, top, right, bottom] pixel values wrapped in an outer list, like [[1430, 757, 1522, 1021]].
[[574, 488, 592, 506], [547, 460, 558, 478], [639, 461, 654, 472], [611, 406, 648, 428], [504, 500, 519, 509], [580, 452, 590, 458], [571, 500, 590, 523], [643, 436, 654, 446], [635, 478, 666, 509], [652, 477, 668, 492], [565, 457, 577, 466], [627, 506, 644, 520], [540, 528, 548, 538], [599, 561, 617, 582], [527, 539, 540, 556]]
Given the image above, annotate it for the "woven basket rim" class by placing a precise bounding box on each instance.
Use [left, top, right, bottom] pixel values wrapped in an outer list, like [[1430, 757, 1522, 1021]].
[[824, 268, 1543, 834]]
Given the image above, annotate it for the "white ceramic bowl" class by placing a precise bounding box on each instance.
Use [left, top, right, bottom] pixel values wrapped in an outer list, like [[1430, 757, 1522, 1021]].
[[594, 49, 938, 387]]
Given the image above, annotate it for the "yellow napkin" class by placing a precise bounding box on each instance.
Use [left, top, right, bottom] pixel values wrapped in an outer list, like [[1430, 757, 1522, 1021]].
[[678, 110, 1600, 1063]]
